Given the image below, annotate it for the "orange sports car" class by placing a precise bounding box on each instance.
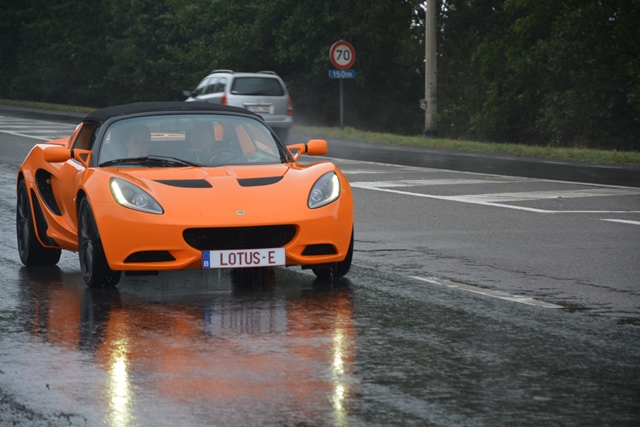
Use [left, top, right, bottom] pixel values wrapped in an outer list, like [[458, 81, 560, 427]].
[[16, 102, 354, 287]]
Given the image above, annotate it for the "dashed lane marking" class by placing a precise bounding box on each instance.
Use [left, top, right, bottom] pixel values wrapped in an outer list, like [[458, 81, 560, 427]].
[[411, 276, 563, 309]]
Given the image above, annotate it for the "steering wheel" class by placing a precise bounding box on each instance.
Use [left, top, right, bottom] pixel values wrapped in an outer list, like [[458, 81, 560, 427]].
[[208, 148, 242, 165]]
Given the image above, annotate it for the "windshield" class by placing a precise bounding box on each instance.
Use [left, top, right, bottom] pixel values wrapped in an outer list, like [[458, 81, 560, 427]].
[[98, 114, 288, 167]]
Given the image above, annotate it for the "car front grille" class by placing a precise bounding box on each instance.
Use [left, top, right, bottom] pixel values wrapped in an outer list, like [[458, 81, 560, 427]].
[[183, 225, 296, 250]]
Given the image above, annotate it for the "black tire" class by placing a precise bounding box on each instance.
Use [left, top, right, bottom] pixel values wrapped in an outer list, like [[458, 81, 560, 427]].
[[78, 197, 121, 288], [312, 231, 354, 280], [16, 179, 61, 266]]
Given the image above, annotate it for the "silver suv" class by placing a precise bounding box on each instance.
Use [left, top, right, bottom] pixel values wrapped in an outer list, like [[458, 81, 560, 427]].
[[184, 70, 293, 142]]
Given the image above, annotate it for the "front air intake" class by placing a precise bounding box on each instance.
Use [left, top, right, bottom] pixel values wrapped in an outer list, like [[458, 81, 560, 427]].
[[183, 225, 296, 250], [124, 251, 176, 263], [302, 244, 337, 256]]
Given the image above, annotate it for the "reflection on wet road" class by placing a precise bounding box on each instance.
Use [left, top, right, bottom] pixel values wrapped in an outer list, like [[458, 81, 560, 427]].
[[9, 267, 356, 426], [3, 262, 640, 426]]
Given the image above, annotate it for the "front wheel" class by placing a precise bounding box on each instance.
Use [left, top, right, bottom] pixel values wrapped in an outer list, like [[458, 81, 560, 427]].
[[78, 197, 121, 288], [16, 179, 61, 266], [312, 231, 354, 280]]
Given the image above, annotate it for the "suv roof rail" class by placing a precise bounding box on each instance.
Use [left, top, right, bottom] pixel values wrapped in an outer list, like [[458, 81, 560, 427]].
[[258, 71, 278, 75], [210, 69, 234, 74]]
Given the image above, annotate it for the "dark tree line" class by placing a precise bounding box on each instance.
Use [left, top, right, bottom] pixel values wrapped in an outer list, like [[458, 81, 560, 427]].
[[1, 0, 638, 149]]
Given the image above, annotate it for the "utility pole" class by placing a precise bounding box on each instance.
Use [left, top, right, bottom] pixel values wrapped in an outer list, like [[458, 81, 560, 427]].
[[424, 0, 438, 137]]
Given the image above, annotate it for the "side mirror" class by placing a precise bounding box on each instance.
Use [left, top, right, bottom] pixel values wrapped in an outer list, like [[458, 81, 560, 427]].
[[287, 139, 328, 161], [305, 139, 328, 156], [43, 145, 71, 163], [182, 90, 192, 98]]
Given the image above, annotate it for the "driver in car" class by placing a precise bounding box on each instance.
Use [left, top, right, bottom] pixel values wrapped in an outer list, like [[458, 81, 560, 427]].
[[190, 121, 241, 164]]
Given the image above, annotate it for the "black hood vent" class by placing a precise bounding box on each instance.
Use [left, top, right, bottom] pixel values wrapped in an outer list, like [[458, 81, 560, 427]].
[[154, 179, 212, 188], [237, 176, 283, 187]]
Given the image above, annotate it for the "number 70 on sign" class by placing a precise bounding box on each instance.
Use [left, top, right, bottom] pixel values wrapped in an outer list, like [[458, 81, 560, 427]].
[[330, 41, 356, 70]]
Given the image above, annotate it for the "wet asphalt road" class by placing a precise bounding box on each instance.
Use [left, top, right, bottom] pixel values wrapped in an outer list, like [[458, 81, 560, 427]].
[[0, 109, 639, 426], [2, 260, 639, 426]]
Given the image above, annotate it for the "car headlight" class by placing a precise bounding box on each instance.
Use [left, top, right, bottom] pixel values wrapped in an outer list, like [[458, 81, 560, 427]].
[[110, 178, 164, 214], [308, 172, 340, 208]]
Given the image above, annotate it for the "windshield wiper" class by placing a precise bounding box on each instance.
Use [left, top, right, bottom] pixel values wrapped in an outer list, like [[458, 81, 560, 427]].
[[100, 155, 202, 168]]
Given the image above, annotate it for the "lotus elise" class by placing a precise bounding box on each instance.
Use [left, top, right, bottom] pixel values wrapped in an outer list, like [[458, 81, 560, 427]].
[[16, 102, 353, 287]]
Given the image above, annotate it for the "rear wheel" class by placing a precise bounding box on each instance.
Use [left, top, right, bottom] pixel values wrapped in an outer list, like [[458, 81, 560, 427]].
[[78, 197, 121, 288], [312, 231, 354, 280], [16, 179, 61, 266]]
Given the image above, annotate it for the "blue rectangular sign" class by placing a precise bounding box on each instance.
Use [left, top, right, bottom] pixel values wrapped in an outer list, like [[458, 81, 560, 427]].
[[329, 70, 356, 79]]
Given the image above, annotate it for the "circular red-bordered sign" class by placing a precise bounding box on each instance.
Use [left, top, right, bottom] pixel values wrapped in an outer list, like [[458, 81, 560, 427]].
[[330, 41, 356, 70]]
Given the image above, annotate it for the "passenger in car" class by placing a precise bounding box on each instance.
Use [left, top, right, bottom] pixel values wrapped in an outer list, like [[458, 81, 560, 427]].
[[125, 124, 151, 157]]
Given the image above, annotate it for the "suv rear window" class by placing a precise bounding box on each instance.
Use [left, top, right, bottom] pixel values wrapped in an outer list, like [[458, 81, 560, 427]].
[[231, 77, 285, 96]]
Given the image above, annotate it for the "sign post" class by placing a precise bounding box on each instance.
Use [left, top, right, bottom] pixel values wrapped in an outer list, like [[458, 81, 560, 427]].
[[329, 41, 356, 129]]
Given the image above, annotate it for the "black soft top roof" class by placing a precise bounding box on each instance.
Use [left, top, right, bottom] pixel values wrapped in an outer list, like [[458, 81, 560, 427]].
[[84, 101, 257, 123]]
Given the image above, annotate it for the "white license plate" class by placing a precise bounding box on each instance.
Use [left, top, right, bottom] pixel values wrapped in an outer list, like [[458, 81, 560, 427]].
[[202, 248, 285, 269], [245, 105, 271, 114]]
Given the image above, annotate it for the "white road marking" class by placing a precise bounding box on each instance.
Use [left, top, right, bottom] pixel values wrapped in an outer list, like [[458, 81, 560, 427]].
[[340, 158, 638, 190], [601, 219, 640, 226], [411, 276, 563, 308], [340, 167, 446, 174], [0, 124, 72, 130], [0, 115, 75, 141], [339, 169, 404, 175], [350, 182, 640, 213], [445, 188, 640, 203], [349, 178, 523, 186], [0, 130, 52, 141]]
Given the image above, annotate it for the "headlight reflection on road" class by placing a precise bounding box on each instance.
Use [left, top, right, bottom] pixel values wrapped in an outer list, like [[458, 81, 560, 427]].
[[331, 312, 350, 427], [106, 339, 132, 427]]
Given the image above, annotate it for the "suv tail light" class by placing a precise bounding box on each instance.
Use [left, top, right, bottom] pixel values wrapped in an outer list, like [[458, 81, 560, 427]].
[[286, 97, 293, 117], [221, 94, 228, 105]]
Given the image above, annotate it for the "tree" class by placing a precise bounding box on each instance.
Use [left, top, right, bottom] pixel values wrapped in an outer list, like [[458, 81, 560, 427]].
[[1, 0, 638, 149], [7, 0, 111, 106], [438, 0, 640, 149]]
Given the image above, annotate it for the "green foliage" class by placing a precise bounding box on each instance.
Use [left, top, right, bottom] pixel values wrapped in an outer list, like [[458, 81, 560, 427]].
[[0, 0, 638, 150], [438, 0, 640, 150], [5, 0, 111, 106], [532, 0, 640, 150]]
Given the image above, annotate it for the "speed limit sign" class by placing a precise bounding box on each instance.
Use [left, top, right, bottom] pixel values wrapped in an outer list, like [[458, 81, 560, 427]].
[[330, 41, 356, 70]]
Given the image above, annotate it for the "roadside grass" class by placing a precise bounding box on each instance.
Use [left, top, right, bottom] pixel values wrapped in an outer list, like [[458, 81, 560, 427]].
[[2, 98, 639, 166], [0, 98, 95, 114], [294, 125, 640, 166]]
